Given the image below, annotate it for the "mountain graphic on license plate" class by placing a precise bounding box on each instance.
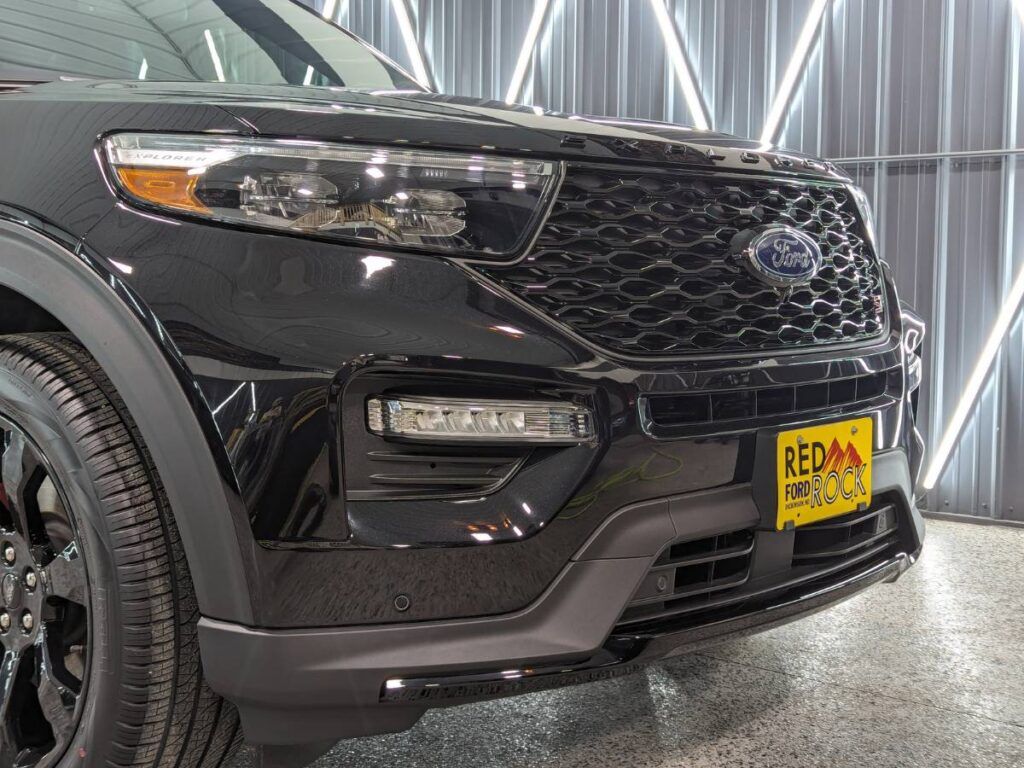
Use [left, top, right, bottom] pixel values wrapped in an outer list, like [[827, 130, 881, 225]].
[[776, 417, 873, 529]]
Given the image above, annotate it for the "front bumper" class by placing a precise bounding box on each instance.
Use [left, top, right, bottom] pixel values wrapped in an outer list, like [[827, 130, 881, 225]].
[[80, 196, 925, 745], [199, 449, 923, 746], [82, 204, 920, 630]]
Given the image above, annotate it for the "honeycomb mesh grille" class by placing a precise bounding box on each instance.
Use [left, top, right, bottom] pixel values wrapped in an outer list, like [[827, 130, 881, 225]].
[[474, 166, 886, 356]]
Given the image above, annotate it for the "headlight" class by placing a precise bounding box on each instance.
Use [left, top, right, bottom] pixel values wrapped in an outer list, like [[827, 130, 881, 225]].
[[848, 184, 878, 250], [103, 133, 558, 257]]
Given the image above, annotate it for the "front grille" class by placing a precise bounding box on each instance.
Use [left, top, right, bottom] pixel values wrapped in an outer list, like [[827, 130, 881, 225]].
[[646, 370, 893, 428], [476, 166, 886, 356]]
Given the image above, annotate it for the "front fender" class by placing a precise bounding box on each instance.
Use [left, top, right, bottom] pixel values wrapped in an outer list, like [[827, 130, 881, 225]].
[[0, 213, 255, 624]]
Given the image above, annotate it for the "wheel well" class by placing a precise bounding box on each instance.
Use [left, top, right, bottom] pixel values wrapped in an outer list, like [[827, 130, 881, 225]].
[[0, 284, 68, 334], [0, 217, 254, 623]]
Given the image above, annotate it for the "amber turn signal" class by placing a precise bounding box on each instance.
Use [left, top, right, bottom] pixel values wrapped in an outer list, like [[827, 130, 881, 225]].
[[115, 167, 207, 212]]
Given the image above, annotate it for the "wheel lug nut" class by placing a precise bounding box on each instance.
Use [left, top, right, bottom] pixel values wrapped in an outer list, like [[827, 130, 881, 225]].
[[2, 545, 15, 565], [21, 613, 33, 632], [0, 613, 9, 632], [24, 570, 37, 590]]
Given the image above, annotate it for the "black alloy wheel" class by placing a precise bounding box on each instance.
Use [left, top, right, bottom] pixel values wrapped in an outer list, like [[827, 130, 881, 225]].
[[0, 416, 89, 767]]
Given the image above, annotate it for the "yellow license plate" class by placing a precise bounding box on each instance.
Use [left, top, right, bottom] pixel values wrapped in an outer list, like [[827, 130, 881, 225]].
[[776, 417, 872, 530]]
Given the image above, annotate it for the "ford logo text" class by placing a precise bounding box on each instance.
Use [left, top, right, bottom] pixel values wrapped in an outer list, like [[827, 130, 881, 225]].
[[742, 226, 823, 287]]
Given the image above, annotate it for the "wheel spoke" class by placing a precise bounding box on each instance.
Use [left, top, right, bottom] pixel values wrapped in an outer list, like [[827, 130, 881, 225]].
[[1, 431, 44, 541], [0, 648, 22, 724], [46, 543, 86, 605], [0, 414, 91, 767], [0, 649, 23, 761], [34, 627, 77, 750]]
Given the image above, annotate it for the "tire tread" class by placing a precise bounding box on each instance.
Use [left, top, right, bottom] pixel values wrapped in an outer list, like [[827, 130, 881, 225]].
[[0, 334, 240, 768]]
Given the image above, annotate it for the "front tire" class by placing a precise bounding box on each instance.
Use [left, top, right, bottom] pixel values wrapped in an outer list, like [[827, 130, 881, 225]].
[[0, 334, 241, 768]]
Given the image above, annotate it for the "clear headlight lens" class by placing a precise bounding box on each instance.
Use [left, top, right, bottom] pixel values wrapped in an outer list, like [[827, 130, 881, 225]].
[[103, 133, 558, 257], [367, 396, 594, 444]]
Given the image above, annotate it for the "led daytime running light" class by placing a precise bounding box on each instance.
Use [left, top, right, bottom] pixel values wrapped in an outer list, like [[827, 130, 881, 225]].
[[367, 397, 594, 443]]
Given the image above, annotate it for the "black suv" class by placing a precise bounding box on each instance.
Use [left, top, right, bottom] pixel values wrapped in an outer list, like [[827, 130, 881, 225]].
[[0, 2, 926, 767]]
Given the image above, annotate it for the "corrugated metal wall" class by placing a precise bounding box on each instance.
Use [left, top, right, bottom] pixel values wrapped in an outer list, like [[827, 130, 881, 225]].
[[305, 0, 1024, 521]]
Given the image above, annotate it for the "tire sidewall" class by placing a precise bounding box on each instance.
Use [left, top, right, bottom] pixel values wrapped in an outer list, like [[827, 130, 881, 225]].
[[0, 360, 124, 767]]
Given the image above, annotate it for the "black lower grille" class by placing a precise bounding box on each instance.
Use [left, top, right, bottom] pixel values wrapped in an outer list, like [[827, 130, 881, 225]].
[[646, 370, 893, 429], [616, 529, 755, 626], [475, 166, 886, 356], [614, 499, 904, 635], [793, 504, 900, 567]]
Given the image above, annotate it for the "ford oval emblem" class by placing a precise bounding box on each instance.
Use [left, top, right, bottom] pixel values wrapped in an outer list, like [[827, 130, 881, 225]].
[[743, 226, 822, 287]]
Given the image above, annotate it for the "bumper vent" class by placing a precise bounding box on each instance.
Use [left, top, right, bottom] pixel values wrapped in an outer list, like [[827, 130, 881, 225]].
[[347, 449, 525, 500], [616, 529, 755, 627], [646, 370, 892, 429], [475, 167, 885, 356], [793, 503, 899, 568], [615, 500, 905, 635]]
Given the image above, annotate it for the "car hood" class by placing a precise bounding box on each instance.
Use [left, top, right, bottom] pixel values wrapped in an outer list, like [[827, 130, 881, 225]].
[[18, 81, 848, 181]]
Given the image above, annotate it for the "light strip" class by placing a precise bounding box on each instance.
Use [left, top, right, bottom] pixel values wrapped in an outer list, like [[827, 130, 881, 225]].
[[505, 0, 551, 104], [367, 396, 594, 444], [648, 0, 710, 131], [391, 0, 433, 90], [203, 29, 226, 83], [1015, 0, 1024, 27], [759, 0, 829, 146], [922, 262, 1024, 490], [138, 58, 148, 80]]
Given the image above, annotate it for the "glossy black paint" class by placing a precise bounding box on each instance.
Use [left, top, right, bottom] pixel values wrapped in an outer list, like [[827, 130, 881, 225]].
[[0, 216, 256, 624], [0, 79, 921, 628]]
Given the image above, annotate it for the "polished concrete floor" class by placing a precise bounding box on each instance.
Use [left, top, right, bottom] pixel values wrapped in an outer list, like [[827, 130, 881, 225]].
[[229, 519, 1024, 768]]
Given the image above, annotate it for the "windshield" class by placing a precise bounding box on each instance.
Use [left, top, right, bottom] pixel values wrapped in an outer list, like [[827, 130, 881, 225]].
[[0, 0, 423, 90]]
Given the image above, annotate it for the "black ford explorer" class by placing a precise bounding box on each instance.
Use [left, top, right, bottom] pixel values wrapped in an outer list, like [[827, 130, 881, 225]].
[[0, 2, 927, 767]]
